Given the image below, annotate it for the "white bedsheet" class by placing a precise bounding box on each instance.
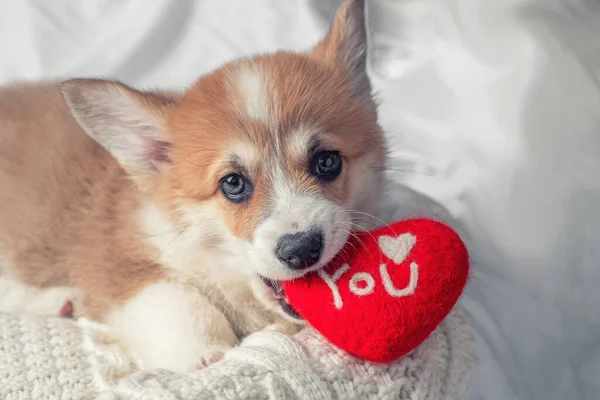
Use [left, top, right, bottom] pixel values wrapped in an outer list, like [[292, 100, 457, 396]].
[[1, 1, 598, 399]]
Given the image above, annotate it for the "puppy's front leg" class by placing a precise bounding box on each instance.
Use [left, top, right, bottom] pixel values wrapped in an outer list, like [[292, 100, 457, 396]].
[[106, 280, 237, 373]]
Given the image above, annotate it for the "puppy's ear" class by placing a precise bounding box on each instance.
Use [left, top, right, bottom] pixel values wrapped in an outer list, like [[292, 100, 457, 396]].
[[312, 0, 370, 98], [60, 79, 176, 178]]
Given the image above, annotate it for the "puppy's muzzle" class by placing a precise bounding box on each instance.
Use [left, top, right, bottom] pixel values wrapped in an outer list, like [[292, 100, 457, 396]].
[[275, 231, 323, 270]]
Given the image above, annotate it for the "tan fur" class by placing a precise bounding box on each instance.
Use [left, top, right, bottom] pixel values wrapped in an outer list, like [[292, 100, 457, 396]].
[[0, 82, 166, 320]]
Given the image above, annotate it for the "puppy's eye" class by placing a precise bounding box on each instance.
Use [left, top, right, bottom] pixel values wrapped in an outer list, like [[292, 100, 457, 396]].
[[220, 173, 251, 202], [311, 150, 342, 181]]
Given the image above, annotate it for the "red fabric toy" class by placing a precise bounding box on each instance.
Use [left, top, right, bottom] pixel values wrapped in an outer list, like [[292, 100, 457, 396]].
[[282, 218, 470, 363]]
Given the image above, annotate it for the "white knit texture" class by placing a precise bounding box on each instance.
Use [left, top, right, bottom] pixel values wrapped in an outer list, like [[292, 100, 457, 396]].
[[0, 308, 476, 400]]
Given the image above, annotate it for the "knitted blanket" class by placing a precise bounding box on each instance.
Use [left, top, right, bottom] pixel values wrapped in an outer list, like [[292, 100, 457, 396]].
[[0, 308, 475, 400]]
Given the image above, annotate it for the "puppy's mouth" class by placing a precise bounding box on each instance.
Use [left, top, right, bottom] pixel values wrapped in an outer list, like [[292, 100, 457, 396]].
[[260, 276, 302, 320]]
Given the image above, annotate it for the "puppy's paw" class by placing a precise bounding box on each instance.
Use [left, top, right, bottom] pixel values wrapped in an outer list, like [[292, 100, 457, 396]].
[[195, 345, 231, 369], [0, 278, 83, 318], [59, 300, 74, 318]]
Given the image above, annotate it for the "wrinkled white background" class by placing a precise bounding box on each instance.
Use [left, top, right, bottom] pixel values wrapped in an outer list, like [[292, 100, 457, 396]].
[[1, 1, 599, 399]]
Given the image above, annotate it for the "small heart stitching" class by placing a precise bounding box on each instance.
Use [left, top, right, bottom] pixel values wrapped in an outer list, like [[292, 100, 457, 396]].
[[378, 233, 416, 264]]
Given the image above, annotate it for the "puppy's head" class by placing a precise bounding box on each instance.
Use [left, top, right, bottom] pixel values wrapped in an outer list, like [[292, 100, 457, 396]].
[[61, 0, 385, 286]]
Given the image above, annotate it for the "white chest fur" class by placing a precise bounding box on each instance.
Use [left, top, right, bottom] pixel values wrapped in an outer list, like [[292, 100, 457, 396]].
[[136, 200, 279, 335]]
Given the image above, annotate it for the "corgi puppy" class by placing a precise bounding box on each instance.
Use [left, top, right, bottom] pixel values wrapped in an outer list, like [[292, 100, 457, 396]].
[[0, 0, 385, 372]]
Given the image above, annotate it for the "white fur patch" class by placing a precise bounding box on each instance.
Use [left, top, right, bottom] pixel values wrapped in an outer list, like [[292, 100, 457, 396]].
[[229, 142, 259, 170], [251, 163, 351, 280], [105, 280, 237, 373], [139, 200, 253, 281], [139, 200, 208, 274], [137, 200, 258, 318], [286, 126, 319, 160], [237, 67, 269, 121]]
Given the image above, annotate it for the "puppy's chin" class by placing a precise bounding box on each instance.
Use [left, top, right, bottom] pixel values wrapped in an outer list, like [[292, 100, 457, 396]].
[[249, 275, 305, 323], [246, 232, 350, 323]]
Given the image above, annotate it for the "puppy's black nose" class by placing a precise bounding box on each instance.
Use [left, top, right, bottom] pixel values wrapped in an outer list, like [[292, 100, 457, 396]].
[[276, 231, 323, 270]]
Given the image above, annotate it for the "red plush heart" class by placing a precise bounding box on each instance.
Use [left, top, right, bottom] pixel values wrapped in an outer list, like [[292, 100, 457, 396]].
[[283, 218, 469, 363]]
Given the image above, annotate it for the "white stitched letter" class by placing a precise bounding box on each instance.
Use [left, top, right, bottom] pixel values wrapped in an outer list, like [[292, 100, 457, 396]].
[[380, 262, 418, 297], [349, 272, 375, 296], [318, 264, 351, 309]]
